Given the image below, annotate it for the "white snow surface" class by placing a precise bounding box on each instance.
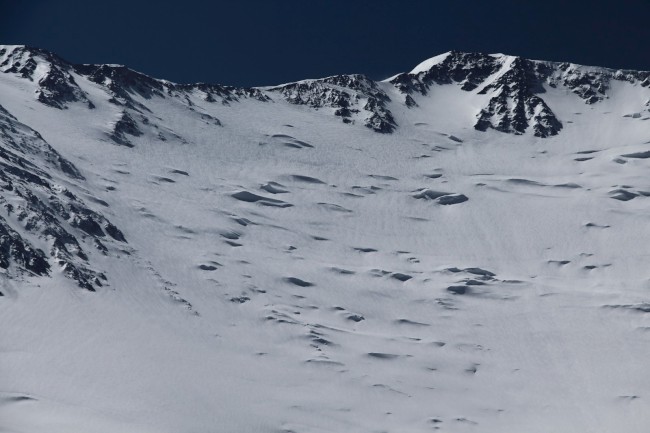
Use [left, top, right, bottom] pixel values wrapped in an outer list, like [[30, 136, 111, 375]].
[[407, 52, 452, 75], [1, 48, 650, 433]]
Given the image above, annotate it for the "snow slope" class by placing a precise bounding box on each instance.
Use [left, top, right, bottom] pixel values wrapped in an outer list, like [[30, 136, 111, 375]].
[[1, 45, 650, 433]]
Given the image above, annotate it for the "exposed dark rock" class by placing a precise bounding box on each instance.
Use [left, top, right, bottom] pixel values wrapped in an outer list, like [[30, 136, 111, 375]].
[[389, 51, 501, 95], [76, 63, 167, 107], [473, 57, 562, 137], [109, 112, 141, 146], [104, 223, 126, 242], [268, 74, 396, 133], [0, 46, 92, 109], [37, 65, 93, 109], [0, 103, 126, 290], [388, 50, 650, 137], [4, 45, 650, 139], [0, 215, 50, 275]]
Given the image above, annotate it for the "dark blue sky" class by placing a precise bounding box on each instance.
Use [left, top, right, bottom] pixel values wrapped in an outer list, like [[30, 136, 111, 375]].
[[3, 0, 650, 87]]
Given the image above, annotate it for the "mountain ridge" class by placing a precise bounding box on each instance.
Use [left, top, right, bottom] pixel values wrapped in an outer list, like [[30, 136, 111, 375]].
[[3, 44, 649, 137], [1, 43, 650, 433], [1, 43, 650, 289]]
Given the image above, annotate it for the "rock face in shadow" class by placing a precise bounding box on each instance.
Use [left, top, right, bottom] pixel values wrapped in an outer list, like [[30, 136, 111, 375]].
[[473, 57, 563, 137], [0, 218, 50, 276], [0, 103, 126, 290], [109, 112, 142, 147], [3, 45, 648, 140], [389, 51, 650, 138], [267, 74, 396, 133], [390, 52, 563, 137], [0, 46, 93, 109]]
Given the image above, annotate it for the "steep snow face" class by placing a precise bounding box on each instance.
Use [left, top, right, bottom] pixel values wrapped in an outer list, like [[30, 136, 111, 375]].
[[0, 45, 93, 109], [408, 51, 452, 74], [389, 50, 650, 136], [1, 46, 650, 433], [0, 102, 125, 290]]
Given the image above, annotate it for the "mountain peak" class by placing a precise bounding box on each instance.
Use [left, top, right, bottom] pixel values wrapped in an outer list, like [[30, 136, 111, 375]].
[[2, 45, 650, 138], [408, 51, 453, 74], [3, 43, 650, 433]]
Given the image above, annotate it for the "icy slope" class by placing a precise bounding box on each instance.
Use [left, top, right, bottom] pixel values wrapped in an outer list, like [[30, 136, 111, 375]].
[[1, 45, 650, 433]]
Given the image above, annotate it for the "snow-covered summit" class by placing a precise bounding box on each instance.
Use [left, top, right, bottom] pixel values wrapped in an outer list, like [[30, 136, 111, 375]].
[[408, 51, 453, 74], [389, 50, 650, 136], [2, 45, 649, 138], [1, 45, 650, 433]]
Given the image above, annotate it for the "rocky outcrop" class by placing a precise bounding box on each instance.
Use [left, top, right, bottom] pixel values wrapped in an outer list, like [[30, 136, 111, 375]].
[[2, 44, 650, 141], [474, 57, 562, 137], [389, 50, 650, 137], [0, 45, 93, 109], [389, 52, 563, 136], [0, 104, 126, 290], [268, 74, 396, 133]]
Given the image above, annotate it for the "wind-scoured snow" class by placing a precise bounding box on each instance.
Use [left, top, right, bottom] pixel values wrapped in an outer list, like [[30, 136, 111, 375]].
[[407, 52, 452, 74], [1, 45, 650, 433]]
